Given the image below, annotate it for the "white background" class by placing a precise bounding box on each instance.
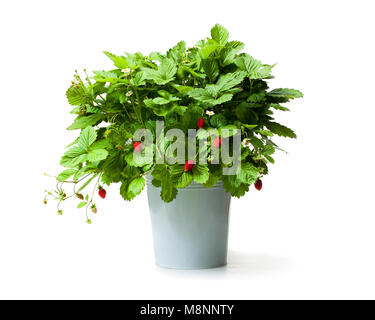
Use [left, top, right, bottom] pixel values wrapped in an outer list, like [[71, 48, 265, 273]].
[[0, 0, 374, 299]]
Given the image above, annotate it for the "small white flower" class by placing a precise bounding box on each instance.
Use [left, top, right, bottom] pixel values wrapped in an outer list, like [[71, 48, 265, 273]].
[[122, 68, 131, 74], [206, 110, 215, 117], [126, 91, 133, 97], [125, 138, 132, 146], [242, 138, 251, 148]]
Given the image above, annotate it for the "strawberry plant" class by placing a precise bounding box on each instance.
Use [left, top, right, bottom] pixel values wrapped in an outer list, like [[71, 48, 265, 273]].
[[44, 24, 303, 223]]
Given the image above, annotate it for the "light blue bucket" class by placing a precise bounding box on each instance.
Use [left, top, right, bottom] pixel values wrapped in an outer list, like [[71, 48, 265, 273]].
[[146, 178, 231, 269]]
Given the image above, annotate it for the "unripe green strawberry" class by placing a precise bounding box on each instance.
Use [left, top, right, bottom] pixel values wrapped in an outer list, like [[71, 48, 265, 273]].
[[91, 204, 97, 214]]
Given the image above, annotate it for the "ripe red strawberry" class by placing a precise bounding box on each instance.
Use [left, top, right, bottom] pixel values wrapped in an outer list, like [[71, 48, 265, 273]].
[[184, 160, 195, 172], [213, 137, 221, 148], [133, 141, 142, 152], [197, 118, 205, 129], [255, 179, 262, 191], [98, 187, 106, 199]]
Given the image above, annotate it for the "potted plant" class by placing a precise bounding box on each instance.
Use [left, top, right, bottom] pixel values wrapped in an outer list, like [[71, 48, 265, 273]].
[[45, 24, 303, 269]]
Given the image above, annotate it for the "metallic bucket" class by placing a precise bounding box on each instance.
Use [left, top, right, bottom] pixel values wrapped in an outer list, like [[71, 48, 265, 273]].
[[146, 179, 231, 269]]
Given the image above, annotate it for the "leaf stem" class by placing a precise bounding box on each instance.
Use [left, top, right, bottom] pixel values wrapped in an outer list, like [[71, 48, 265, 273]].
[[133, 86, 145, 127]]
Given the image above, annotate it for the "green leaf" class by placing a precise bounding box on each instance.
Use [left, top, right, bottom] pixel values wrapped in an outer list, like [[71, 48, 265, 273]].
[[247, 92, 266, 103], [235, 54, 274, 79], [102, 151, 125, 183], [172, 84, 193, 95], [93, 70, 118, 79], [211, 24, 229, 46], [77, 201, 87, 209], [188, 86, 233, 106], [235, 54, 261, 74], [188, 87, 215, 103], [255, 129, 274, 136], [242, 124, 258, 130], [167, 41, 186, 62], [72, 154, 88, 166], [250, 136, 263, 149], [128, 177, 145, 198], [78, 127, 97, 150], [57, 169, 76, 182], [151, 179, 161, 187], [152, 97, 170, 105], [181, 106, 204, 130], [264, 121, 297, 138], [144, 58, 177, 85], [203, 173, 220, 188], [103, 51, 129, 69], [68, 113, 103, 130], [201, 59, 219, 83], [131, 71, 147, 86], [231, 183, 250, 198], [63, 145, 86, 158], [270, 104, 290, 111], [268, 88, 303, 99], [215, 93, 233, 104], [263, 145, 275, 156], [150, 91, 180, 105], [220, 41, 245, 66], [160, 179, 178, 202], [90, 139, 110, 150], [264, 154, 275, 163], [66, 86, 90, 106], [222, 175, 250, 198], [237, 162, 258, 184], [151, 165, 167, 181], [235, 103, 259, 124], [192, 165, 209, 184], [176, 173, 193, 188], [60, 146, 87, 168], [120, 181, 132, 201], [171, 165, 193, 188], [152, 165, 178, 202], [87, 149, 108, 162], [210, 114, 227, 128], [216, 71, 247, 92], [200, 43, 220, 59]]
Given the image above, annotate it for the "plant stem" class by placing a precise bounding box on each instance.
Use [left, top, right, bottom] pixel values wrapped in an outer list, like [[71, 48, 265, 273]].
[[85, 173, 101, 220], [133, 86, 145, 127]]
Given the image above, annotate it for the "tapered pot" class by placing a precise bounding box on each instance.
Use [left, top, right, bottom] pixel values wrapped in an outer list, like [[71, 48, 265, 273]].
[[146, 179, 231, 269]]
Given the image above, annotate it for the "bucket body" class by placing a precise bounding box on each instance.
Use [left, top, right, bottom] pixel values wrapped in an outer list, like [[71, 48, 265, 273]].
[[147, 179, 231, 269]]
